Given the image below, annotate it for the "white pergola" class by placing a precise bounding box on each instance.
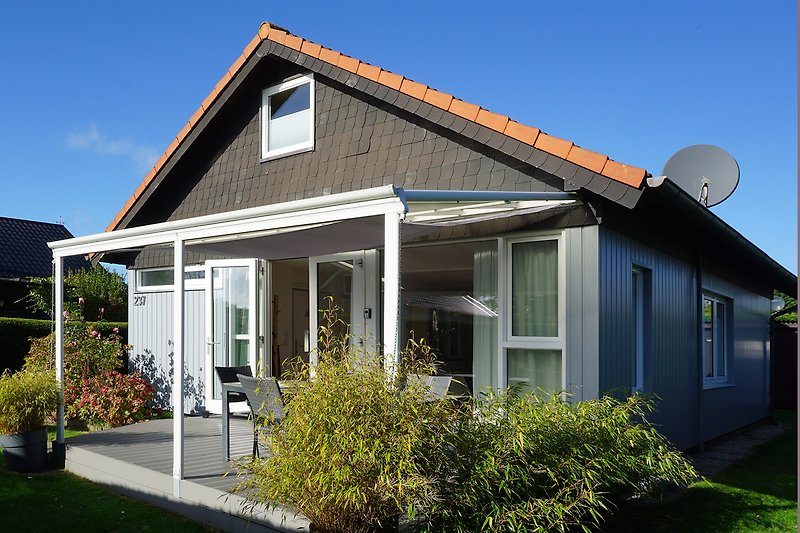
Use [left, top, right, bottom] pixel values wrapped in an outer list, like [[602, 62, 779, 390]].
[[48, 185, 576, 498]]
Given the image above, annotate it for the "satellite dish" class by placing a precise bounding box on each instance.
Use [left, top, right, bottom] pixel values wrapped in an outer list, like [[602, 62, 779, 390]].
[[662, 144, 740, 207]]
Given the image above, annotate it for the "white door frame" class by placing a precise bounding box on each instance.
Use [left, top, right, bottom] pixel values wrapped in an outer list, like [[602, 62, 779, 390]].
[[309, 251, 373, 364], [204, 258, 258, 414]]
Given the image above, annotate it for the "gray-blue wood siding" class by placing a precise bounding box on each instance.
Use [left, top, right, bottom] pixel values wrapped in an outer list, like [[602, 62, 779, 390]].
[[598, 227, 770, 449], [564, 225, 600, 402], [127, 280, 206, 414]]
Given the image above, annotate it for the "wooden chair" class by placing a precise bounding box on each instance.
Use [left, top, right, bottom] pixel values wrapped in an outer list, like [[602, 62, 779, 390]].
[[237, 374, 285, 457]]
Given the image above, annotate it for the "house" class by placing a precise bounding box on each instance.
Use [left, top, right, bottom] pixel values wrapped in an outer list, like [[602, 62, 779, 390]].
[[48, 20, 795, 478], [0, 217, 90, 318]]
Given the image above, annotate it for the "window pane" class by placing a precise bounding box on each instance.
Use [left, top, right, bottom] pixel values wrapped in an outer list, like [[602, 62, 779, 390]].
[[184, 270, 205, 280], [507, 349, 561, 397], [270, 83, 310, 119], [140, 269, 173, 287], [715, 301, 726, 377], [268, 83, 311, 152], [511, 240, 558, 337], [317, 261, 353, 342], [703, 297, 714, 378], [400, 241, 498, 395]]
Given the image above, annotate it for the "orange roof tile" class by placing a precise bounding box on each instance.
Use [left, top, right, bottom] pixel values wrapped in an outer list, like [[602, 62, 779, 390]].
[[106, 21, 649, 232], [567, 145, 608, 174], [534, 133, 573, 159], [504, 120, 539, 145]]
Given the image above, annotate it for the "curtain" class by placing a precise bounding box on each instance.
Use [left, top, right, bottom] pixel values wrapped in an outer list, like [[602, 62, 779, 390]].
[[511, 240, 558, 337], [472, 241, 498, 395], [507, 349, 562, 396]]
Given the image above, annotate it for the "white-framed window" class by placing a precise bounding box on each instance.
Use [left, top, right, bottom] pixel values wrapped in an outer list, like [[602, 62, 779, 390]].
[[135, 266, 206, 293], [702, 293, 729, 385], [261, 74, 315, 160], [503, 234, 564, 397]]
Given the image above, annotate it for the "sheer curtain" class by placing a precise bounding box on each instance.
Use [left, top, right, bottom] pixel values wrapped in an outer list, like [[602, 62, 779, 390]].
[[472, 241, 498, 395], [511, 240, 558, 337], [508, 239, 561, 395]]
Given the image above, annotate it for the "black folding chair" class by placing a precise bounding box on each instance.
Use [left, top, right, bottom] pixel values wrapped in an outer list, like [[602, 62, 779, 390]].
[[215, 365, 252, 411]]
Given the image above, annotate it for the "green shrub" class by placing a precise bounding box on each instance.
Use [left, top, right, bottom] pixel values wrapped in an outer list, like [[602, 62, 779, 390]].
[[234, 303, 453, 533], [0, 318, 53, 373], [422, 391, 698, 533], [26, 264, 127, 321], [0, 318, 127, 374], [0, 367, 60, 434]]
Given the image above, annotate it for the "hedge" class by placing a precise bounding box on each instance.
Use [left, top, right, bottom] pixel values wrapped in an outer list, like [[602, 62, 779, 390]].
[[0, 318, 128, 373]]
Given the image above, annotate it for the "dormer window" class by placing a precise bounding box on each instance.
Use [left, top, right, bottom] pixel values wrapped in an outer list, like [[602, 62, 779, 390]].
[[261, 74, 314, 160]]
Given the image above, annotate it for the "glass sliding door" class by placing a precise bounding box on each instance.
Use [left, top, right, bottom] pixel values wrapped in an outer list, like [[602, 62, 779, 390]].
[[205, 260, 257, 413]]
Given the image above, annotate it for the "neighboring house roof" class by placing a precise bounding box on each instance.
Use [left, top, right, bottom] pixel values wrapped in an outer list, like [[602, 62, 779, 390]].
[[0, 217, 91, 279], [106, 22, 648, 233]]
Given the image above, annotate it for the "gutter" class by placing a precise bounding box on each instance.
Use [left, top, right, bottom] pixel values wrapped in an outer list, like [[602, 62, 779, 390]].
[[643, 177, 796, 296]]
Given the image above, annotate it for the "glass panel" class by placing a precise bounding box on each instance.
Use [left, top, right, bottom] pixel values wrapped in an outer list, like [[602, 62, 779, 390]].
[[507, 349, 561, 397], [317, 261, 353, 342], [140, 269, 173, 287], [511, 240, 558, 337], [703, 297, 714, 378], [715, 301, 726, 377], [268, 83, 311, 152], [184, 270, 205, 280], [400, 241, 498, 396], [212, 266, 251, 398]]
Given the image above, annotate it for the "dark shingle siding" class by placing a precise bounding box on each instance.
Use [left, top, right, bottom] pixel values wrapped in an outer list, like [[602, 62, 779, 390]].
[[163, 75, 558, 227], [0, 217, 91, 278]]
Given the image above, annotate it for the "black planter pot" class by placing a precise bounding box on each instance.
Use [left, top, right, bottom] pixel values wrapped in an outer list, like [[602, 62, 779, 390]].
[[0, 427, 48, 472]]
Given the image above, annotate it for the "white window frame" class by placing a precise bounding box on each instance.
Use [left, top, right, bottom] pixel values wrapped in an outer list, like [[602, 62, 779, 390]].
[[702, 292, 730, 387], [499, 233, 566, 392], [260, 73, 315, 161], [134, 266, 206, 293]]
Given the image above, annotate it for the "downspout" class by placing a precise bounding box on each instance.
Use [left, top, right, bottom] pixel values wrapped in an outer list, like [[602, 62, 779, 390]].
[[647, 176, 707, 450]]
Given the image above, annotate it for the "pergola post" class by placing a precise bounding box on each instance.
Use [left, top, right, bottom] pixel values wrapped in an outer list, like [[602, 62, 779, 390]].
[[53, 254, 65, 466], [172, 237, 185, 497], [383, 211, 402, 373]]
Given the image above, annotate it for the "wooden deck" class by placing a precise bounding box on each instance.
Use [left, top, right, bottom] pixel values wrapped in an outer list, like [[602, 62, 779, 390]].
[[65, 415, 309, 532]]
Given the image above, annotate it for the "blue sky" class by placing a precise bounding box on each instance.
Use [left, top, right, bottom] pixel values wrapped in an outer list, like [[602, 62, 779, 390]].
[[0, 1, 796, 273]]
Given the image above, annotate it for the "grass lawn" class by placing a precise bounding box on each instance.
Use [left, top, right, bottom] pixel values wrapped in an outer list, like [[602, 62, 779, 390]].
[[603, 411, 797, 532], [0, 427, 215, 532]]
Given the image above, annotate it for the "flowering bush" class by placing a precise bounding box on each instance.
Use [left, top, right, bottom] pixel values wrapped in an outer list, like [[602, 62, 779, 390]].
[[25, 297, 155, 428], [66, 370, 156, 428]]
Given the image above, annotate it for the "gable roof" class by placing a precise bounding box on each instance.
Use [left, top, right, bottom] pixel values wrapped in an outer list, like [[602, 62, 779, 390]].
[[0, 217, 91, 279], [106, 22, 649, 233]]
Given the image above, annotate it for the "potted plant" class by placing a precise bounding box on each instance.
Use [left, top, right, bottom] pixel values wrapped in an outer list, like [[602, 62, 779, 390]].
[[0, 367, 59, 472]]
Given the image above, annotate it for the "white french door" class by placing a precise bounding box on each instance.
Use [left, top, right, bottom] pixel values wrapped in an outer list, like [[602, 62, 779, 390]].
[[309, 251, 376, 362], [204, 259, 259, 414]]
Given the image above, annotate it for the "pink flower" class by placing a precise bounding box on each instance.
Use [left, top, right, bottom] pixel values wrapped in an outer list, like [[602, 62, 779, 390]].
[[113, 327, 119, 334], [99, 307, 105, 315], [78, 297, 85, 305], [63, 310, 71, 320], [91, 330, 99, 337]]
